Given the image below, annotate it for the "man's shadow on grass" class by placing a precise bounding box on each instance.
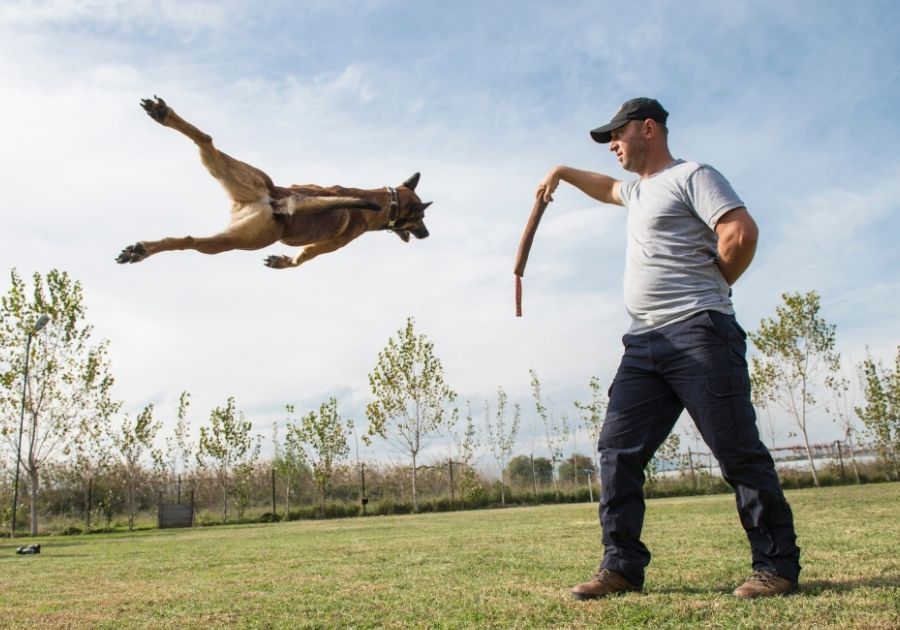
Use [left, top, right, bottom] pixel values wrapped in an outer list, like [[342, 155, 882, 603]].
[[650, 574, 899, 596], [797, 575, 900, 594]]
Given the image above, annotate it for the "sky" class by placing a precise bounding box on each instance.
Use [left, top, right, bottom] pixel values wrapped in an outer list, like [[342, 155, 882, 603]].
[[1, 0, 898, 469]]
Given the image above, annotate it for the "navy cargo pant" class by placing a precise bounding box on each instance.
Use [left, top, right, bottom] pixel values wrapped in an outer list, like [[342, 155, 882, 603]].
[[598, 310, 800, 587]]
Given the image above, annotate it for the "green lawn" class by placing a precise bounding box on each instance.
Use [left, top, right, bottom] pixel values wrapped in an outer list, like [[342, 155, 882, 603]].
[[1, 484, 898, 629]]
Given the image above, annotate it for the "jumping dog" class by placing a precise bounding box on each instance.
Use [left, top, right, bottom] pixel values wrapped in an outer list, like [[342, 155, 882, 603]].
[[116, 97, 432, 269]]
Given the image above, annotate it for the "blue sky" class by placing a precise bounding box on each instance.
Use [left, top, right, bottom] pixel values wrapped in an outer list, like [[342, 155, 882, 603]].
[[1, 0, 898, 466]]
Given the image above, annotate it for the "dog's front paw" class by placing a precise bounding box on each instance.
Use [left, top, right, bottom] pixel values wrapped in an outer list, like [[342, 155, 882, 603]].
[[140, 96, 170, 123], [263, 255, 293, 269], [116, 243, 148, 264]]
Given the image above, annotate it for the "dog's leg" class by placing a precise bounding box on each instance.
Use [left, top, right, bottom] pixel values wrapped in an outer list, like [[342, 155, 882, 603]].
[[263, 237, 357, 269], [117, 234, 242, 263], [117, 203, 282, 264], [141, 96, 275, 203]]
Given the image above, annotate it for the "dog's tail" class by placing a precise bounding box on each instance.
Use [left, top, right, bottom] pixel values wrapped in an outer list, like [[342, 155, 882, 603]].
[[275, 195, 381, 217]]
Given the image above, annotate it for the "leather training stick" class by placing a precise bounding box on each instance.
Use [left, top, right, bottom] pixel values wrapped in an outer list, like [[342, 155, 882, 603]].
[[513, 197, 549, 317]]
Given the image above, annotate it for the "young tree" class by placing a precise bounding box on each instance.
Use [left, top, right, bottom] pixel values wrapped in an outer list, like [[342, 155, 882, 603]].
[[165, 391, 194, 500], [749, 291, 840, 487], [574, 375, 607, 454], [483, 388, 521, 505], [366, 317, 457, 512], [444, 402, 480, 504], [197, 397, 255, 523], [113, 404, 161, 530], [825, 363, 862, 484], [233, 442, 261, 520], [70, 410, 116, 529], [856, 347, 900, 480], [286, 398, 351, 516], [0, 269, 117, 535], [529, 369, 568, 500], [272, 420, 306, 519]]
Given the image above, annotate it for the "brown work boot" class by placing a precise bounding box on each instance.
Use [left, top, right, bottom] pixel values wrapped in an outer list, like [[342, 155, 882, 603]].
[[571, 568, 641, 600], [733, 570, 798, 598]]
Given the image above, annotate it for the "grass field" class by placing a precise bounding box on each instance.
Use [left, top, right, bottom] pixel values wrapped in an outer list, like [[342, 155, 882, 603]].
[[1, 484, 898, 629]]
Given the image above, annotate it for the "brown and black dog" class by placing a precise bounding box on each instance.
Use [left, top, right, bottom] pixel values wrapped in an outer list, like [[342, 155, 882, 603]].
[[116, 97, 432, 269]]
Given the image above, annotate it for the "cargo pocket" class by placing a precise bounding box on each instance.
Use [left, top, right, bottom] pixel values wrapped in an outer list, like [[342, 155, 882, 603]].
[[706, 371, 751, 398], [700, 371, 757, 443]]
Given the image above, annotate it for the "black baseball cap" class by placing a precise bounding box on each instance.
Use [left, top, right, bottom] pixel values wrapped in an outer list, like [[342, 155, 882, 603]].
[[590, 97, 669, 143]]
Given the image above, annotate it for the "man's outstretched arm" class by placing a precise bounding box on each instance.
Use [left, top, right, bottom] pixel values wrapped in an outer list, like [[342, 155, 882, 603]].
[[536, 166, 624, 206]]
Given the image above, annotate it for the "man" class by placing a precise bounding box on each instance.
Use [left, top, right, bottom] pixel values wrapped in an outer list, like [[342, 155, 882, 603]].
[[536, 98, 800, 599]]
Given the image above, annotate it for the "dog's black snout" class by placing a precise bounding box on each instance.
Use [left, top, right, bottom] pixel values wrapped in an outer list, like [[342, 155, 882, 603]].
[[412, 226, 429, 239]]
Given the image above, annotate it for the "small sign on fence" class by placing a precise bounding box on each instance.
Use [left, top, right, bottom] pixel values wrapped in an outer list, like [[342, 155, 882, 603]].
[[157, 490, 195, 529]]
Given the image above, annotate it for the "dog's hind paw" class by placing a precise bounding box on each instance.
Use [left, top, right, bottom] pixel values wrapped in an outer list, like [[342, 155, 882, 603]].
[[140, 96, 170, 123], [116, 243, 148, 264], [263, 255, 293, 269]]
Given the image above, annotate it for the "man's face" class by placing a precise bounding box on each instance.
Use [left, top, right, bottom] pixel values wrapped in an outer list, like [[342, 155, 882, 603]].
[[609, 120, 649, 173]]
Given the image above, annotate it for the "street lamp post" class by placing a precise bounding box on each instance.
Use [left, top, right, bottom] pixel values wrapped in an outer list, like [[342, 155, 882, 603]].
[[11, 314, 50, 538]]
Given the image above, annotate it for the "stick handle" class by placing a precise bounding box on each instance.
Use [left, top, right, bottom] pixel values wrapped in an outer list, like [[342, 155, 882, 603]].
[[513, 197, 549, 317], [513, 197, 549, 277]]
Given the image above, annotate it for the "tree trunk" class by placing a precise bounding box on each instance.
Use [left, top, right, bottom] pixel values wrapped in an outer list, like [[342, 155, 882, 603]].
[[411, 453, 419, 512], [83, 476, 93, 529], [800, 431, 820, 487], [530, 454, 537, 494], [846, 432, 861, 485], [221, 477, 228, 523], [551, 458, 559, 500], [285, 475, 291, 521], [128, 474, 135, 531], [29, 468, 39, 536], [890, 446, 900, 481]]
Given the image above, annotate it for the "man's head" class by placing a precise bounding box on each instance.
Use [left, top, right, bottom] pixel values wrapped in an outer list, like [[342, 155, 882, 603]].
[[591, 98, 671, 175], [590, 97, 668, 143]]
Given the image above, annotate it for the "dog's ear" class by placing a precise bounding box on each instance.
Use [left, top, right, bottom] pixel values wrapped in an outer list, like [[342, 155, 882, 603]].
[[417, 201, 432, 212], [400, 172, 420, 191]]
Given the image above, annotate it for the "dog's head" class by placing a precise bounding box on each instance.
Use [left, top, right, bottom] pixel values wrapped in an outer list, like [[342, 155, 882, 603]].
[[392, 172, 432, 242]]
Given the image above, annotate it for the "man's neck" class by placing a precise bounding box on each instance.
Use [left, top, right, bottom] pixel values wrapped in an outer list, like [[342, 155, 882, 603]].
[[637, 150, 676, 179]]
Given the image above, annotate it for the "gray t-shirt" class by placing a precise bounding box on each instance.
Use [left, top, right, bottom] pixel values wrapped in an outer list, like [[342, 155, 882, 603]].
[[617, 159, 744, 334]]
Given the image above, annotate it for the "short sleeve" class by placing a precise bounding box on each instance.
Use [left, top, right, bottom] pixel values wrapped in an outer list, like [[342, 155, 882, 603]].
[[618, 178, 639, 207], [683, 165, 744, 229]]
